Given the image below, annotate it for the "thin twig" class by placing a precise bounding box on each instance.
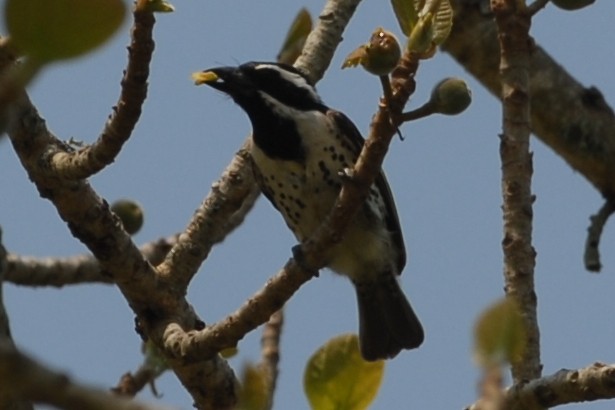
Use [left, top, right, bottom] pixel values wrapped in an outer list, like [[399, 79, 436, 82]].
[[259, 310, 284, 410], [4, 235, 175, 287], [584, 200, 615, 272], [0, 230, 33, 410]]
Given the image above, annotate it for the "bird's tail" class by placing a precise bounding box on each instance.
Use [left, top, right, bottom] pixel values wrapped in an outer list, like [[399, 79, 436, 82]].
[[354, 273, 424, 361]]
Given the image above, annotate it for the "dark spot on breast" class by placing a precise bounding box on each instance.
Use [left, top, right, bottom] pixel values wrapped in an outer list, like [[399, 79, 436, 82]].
[[294, 199, 306, 209]]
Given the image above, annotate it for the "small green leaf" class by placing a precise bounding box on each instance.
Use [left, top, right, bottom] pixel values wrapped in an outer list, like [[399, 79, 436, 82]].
[[5, 0, 126, 63], [277, 8, 312, 65], [407, 11, 435, 53], [390, 0, 419, 36], [304, 334, 384, 410], [426, 0, 453, 46], [238, 364, 269, 410], [474, 298, 526, 367], [406, 0, 453, 55], [341, 45, 368, 69]]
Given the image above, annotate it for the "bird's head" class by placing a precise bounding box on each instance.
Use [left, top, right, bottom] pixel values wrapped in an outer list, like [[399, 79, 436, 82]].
[[192, 62, 325, 115]]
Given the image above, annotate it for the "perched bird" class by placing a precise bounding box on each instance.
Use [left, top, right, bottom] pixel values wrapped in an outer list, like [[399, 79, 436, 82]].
[[193, 62, 423, 361]]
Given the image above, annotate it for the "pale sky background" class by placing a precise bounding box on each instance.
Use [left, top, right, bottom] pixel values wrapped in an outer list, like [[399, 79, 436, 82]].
[[2, 1, 615, 409]]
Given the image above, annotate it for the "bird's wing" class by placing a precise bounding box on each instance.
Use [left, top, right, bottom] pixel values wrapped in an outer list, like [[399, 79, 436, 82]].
[[327, 109, 407, 273]]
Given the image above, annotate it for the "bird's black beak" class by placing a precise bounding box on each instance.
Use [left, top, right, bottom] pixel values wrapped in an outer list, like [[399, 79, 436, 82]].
[[192, 66, 244, 94]]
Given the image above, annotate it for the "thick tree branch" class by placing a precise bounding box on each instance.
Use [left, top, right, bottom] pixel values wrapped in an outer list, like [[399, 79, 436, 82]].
[[0, 342, 166, 410], [294, 0, 362, 84], [505, 363, 615, 409], [491, 0, 541, 383], [5, 92, 238, 408], [443, 0, 615, 200], [467, 363, 615, 410], [4, 19, 237, 410], [47, 2, 155, 180]]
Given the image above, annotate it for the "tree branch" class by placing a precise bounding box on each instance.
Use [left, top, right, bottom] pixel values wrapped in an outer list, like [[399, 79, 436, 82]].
[[491, 0, 541, 383], [467, 363, 615, 410], [505, 363, 615, 409], [4, 235, 176, 287], [584, 200, 615, 272], [156, 143, 260, 289], [443, 0, 615, 200], [0, 229, 34, 410], [47, 1, 155, 180], [294, 0, 362, 84], [259, 310, 284, 410], [4, 18, 239, 410], [0, 342, 167, 410]]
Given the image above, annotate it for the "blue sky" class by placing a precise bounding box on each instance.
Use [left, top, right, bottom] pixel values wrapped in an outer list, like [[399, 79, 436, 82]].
[[2, 1, 615, 409]]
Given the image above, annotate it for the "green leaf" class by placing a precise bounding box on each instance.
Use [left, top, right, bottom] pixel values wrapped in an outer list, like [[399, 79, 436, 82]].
[[406, 0, 453, 54], [277, 8, 312, 65], [304, 334, 384, 410], [426, 0, 452, 46], [238, 363, 269, 410], [5, 0, 126, 63], [390, 0, 418, 36], [474, 298, 526, 367]]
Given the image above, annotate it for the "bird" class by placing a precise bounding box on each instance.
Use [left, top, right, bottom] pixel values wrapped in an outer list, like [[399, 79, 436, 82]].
[[193, 62, 423, 361]]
